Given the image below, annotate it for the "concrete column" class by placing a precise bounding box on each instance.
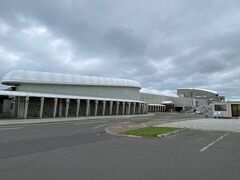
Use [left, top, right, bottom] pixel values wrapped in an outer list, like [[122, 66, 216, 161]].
[[116, 101, 120, 115], [76, 99, 80, 117], [94, 100, 98, 116], [133, 102, 136, 114], [142, 104, 145, 114], [39, 97, 44, 118], [11, 97, 16, 117], [86, 99, 90, 116], [65, 99, 70, 117], [53, 98, 58, 118], [109, 101, 113, 115], [138, 103, 141, 114], [17, 96, 22, 118], [58, 100, 63, 117], [127, 102, 131, 115], [140, 104, 143, 114], [102, 101, 106, 116], [24, 96, 29, 119], [122, 102, 125, 115]]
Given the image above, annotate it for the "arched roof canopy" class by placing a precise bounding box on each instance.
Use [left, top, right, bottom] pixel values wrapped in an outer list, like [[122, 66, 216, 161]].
[[2, 70, 141, 89]]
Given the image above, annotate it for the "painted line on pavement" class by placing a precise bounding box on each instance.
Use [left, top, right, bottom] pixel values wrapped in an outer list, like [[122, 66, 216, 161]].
[[75, 121, 107, 125], [0, 127, 23, 131], [200, 132, 230, 152]]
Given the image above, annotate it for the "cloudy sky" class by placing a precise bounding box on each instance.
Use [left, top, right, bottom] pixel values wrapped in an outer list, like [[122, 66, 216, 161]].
[[0, 0, 240, 99]]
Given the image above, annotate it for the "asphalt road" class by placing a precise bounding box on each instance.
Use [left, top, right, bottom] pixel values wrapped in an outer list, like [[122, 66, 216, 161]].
[[0, 113, 240, 180]]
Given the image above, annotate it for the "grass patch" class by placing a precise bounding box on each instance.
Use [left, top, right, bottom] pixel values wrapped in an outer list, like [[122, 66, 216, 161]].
[[122, 127, 181, 138], [133, 119, 154, 124]]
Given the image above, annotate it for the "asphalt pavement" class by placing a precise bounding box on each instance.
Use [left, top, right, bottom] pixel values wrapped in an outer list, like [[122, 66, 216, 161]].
[[0, 113, 239, 180]]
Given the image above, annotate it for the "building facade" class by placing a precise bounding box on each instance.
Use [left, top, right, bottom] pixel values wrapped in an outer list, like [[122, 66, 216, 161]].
[[213, 101, 240, 118], [0, 70, 227, 119], [140, 90, 195, 112], [0, 70, 148, 119], [177, 88, 225, 106]]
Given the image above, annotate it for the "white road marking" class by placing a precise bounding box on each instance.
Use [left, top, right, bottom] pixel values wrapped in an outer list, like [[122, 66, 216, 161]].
[[200, 132, 230, 152], [0, 127, 23, 131], [74, 121, 107, 125], [93, 123, 112, 129]]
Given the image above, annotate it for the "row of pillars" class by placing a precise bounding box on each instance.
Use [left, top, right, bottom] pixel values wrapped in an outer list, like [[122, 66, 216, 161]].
[[148, 105, 165, 113], [22, 96, 147, 119]]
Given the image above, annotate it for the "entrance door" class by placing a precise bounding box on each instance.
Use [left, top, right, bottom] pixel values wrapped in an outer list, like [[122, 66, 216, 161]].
[[231, 104, 240, 117]]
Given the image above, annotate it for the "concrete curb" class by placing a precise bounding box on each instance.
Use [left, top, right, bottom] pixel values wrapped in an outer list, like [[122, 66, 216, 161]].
[[120, 134, 143, 138], [105, 122, 187, 138], [157, 129, 186, 138], [0, 114, 155, 126]]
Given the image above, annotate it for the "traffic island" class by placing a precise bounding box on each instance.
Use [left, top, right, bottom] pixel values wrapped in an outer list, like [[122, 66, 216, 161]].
[[121, 127, 184, 138]]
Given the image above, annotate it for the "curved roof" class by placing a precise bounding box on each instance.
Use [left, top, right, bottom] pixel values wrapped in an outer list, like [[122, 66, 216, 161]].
[[1, 70, 141, 88], [177, 88, 218, 95]]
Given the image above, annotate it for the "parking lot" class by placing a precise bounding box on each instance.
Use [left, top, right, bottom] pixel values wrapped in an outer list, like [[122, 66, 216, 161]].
[[0, 114, 240, 180], [157, 118, 240, 133]]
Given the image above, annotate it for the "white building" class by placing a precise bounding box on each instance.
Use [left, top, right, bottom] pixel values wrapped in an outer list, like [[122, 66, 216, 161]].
[[213, 101, 240, 118], [0, 70, 147, 119]]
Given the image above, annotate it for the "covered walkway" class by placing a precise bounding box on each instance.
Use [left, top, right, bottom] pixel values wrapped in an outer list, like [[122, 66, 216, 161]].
[[0, 91, 147, 119]]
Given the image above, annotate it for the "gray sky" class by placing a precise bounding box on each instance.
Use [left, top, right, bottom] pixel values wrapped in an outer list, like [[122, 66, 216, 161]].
[[0, 0, 240, 99]]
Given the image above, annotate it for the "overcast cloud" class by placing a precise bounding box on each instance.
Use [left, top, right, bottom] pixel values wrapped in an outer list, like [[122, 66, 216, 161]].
[[0, 0, 240, 99]]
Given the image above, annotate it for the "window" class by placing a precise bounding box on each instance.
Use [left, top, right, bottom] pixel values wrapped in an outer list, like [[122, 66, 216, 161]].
[[215, 105, 226, 111]]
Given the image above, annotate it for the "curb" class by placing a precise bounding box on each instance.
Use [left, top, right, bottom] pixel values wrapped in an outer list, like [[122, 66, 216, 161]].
[[105, 123, 187, 138], [0, 114, 155, 127], [121, 134, 143, 138], [157, 129, 186, 138]]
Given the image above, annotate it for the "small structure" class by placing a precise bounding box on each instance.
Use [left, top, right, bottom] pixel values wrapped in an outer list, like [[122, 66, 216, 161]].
[[161, 101, 174, 112], [213, 101, 240, 118]]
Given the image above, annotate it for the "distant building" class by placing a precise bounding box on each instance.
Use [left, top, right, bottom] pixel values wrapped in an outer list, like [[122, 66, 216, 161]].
[[140, 89, 195, 112], [177, 88, 225, 106]]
